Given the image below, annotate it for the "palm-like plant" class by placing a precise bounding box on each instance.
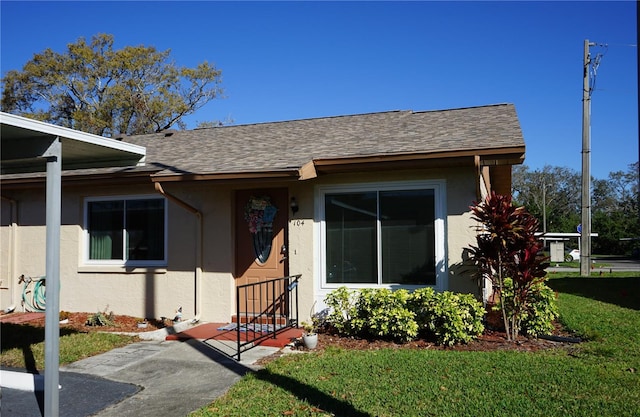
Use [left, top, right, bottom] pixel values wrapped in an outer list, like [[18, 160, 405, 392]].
[[470, 192, 549, 340]]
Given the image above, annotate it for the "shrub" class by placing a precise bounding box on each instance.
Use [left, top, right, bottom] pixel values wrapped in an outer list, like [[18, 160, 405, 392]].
[[409, 290, 484, 346], [86, 309, 115, 327], [500, 278, 559, 337], [355, 288, 418, 342], [406, 287, 437, 329], [324, 286, 358, 335], [325, 286, 485, 345], [468, 192, 549, 340]]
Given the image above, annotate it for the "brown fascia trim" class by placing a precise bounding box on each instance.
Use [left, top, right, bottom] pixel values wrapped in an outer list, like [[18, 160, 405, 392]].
[[310, 146, 525, 175], [298, 160, 318, 180], [0, 170, 157, 189], [149, 146, 525, 183], [148, 169, 302, 183], [2, 146, 524, 188]]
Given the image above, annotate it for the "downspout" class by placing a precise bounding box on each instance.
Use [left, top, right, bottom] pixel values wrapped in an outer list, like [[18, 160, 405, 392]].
[[473, 156, 491, 305], [474, 155, 482, 201], [474, 155, 493, 201], [154, 182, 203, 320], [1, 196, 18, 312]]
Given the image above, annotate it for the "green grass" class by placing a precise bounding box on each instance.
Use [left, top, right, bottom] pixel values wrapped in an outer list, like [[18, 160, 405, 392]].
[[0, 323, 137, 371], [546, 271, 640, 312], [546, 273, 640, 368], [550, 260, 610, 269], [192, 273, 640, 417]]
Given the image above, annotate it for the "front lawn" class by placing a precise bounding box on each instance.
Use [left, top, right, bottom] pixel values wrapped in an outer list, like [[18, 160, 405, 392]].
[[191, 274, 640, 417], [1, 317, 141, 370]]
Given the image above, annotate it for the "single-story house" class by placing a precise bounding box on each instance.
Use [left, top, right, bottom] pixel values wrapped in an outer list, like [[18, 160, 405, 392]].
[[1, 103, 525, 323]]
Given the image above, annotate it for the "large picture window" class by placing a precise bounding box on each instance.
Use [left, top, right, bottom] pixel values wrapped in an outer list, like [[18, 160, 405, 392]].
[[319, 181, 446, 288], [85, 196, 166, 265]]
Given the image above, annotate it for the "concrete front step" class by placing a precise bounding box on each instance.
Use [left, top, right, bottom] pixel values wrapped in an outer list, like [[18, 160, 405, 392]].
[[165, 322, 303, 348]]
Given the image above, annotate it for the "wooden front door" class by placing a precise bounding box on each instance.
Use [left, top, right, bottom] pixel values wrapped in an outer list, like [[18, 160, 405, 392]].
[[235, 188, 288, 317]]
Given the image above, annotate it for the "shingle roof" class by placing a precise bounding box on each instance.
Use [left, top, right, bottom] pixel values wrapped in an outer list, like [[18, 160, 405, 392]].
[[122, 103, 524, 178], [0, 103, 525, 184]]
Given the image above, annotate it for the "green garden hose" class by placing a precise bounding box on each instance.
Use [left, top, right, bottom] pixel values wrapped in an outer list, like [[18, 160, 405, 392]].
[[19, 275, 46, 312]]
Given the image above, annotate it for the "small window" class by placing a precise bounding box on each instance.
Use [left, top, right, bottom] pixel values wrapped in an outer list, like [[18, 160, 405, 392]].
[[85, 196, 166, 265], [319, 181, 446, 289]]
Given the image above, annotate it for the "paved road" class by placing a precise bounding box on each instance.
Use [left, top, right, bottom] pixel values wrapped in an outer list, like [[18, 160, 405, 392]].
[[593, 256, 640, 272], [548, 256, 640, 273]]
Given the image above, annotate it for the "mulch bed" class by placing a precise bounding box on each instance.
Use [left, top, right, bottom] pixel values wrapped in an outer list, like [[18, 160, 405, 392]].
[[1, 311, 169, 334], [314, 324, 577, 354], [255, 320, 580, 365], [3, 311, 579, 358]]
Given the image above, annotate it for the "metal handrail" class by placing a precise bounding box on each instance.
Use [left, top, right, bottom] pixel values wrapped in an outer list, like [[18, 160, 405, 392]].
[[235, 274, 301, 360]]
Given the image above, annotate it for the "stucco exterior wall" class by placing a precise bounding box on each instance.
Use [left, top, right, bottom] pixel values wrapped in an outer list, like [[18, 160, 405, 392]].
[[444, 168, 482, 295], [1, 197, 17, 311], [1, 191, 50, 312], [0, 165, 482, 323], [1, 183, 203, 320], [67, 183, 200, 320], [287, 166, 480, 318], [286, 183, 317, 318]]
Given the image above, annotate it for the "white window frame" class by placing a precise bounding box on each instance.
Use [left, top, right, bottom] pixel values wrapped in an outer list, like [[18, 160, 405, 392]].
[[83, 195, 168, 267], [316, 180, 447, 295]]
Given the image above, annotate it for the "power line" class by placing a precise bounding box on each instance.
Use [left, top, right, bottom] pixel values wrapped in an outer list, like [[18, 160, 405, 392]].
[[601, 42, 637, 47]]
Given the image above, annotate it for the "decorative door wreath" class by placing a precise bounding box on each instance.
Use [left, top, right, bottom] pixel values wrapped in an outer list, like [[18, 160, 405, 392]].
[[244, 196, 278, 263]]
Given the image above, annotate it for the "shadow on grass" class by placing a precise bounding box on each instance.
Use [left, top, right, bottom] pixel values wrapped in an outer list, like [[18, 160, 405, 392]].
[[254, 369, 371, 417], [547, 276, 640, 311], [178, 339, 369, 416], [184, 337, 369, 416], [1, 323, 80, 372]]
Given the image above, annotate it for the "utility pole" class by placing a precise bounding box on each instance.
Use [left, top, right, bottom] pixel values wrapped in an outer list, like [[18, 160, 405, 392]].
[[542, 178, 547, 235], [580, 39, 594, 276]]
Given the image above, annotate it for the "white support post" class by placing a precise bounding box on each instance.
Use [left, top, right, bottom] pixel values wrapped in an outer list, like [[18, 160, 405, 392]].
[[43, 137, 62, 417]]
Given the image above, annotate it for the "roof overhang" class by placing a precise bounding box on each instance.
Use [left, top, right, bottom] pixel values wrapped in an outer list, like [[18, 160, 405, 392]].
[[145, 146, 525, 184], [149, 169, 302, 183], [303, 146, 525, 178], [1, 112, 146, 174]]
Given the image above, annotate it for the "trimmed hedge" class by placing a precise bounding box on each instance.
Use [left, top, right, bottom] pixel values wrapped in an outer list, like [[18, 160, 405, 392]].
[[325, 287, 485, 345]]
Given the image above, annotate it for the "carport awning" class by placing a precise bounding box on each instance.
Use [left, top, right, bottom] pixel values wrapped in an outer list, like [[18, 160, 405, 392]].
[[1, 112, 145, 174], [0, 111, 146, 417]]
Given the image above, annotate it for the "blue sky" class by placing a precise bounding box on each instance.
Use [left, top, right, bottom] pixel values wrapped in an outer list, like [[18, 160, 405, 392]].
[[1, 1, 637, 179]]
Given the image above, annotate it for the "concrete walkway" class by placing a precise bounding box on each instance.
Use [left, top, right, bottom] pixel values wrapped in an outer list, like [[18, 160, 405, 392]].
[[1, 312, 306, 416], [1, 337, 290, 417]]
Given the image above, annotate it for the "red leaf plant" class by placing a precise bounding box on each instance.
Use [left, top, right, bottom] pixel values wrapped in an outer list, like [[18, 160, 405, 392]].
[[469, 192, 549, 340]]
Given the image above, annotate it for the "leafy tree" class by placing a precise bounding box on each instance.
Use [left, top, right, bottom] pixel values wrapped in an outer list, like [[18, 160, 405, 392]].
[[1, 33, 223, 136], [512, 165, 581, 233], [194, 114, 234, 129], [469, 192, 549, 341], [512, 163, 640, 255], [592, 162, 640, 254]]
